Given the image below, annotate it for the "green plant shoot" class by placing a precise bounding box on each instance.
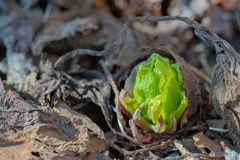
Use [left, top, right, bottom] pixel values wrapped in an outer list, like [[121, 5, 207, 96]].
[[123, 53, 188, 132]]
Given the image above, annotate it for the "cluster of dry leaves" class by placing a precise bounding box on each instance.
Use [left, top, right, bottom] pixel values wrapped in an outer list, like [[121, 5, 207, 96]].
[[1, 0, 240, 159]]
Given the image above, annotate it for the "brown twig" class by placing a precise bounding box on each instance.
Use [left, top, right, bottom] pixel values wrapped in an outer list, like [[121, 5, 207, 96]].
[[198, 53, 212, 76], [129, 139, 173, 156], [188, 63, 211, 84], [209, 130, 225, 150], [132, 102, 145, 120]]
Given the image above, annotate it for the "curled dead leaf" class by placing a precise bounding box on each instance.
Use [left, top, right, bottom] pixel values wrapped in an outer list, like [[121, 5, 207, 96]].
[[31, 16, 98, 55], [208, 19, 240, 147]]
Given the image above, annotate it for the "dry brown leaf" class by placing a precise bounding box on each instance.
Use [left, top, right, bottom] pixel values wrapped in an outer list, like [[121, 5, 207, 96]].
[[182, 139, 200, 153], [92, 0, 109, 9], [22, 60, 127, 155], [48, 1, 92, 22], [192, 132, 223, 152], [209, 22, 240, 147], [31, 16, 98, 55], [53, 101, 106, 144], [22, 60, 62, 106], [174, 139, 199, 160], [98, 10, 139, 69], [86, 135, 109, 152], [0, 128, 88, 159], [52, 101, 135, 157], [22, 59, 111, 120], [1, 8, 43, 53], [0, 79, 89, 159]]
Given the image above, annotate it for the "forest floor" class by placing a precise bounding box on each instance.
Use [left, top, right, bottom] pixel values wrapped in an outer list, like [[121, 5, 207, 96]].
[[0, 0, 240, 159]]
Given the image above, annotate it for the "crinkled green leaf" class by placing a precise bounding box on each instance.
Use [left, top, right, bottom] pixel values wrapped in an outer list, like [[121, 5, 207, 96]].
[[123, 53, 188, 132]]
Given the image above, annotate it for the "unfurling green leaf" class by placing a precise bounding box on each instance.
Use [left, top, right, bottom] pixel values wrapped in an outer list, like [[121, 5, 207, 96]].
[[123, 53, 188, 133]]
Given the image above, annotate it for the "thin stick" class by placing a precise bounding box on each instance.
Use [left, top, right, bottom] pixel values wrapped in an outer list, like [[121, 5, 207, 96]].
[[188, 63, 211, 84], [43, 2, 53, 24], [209, 130, 225, 150]]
